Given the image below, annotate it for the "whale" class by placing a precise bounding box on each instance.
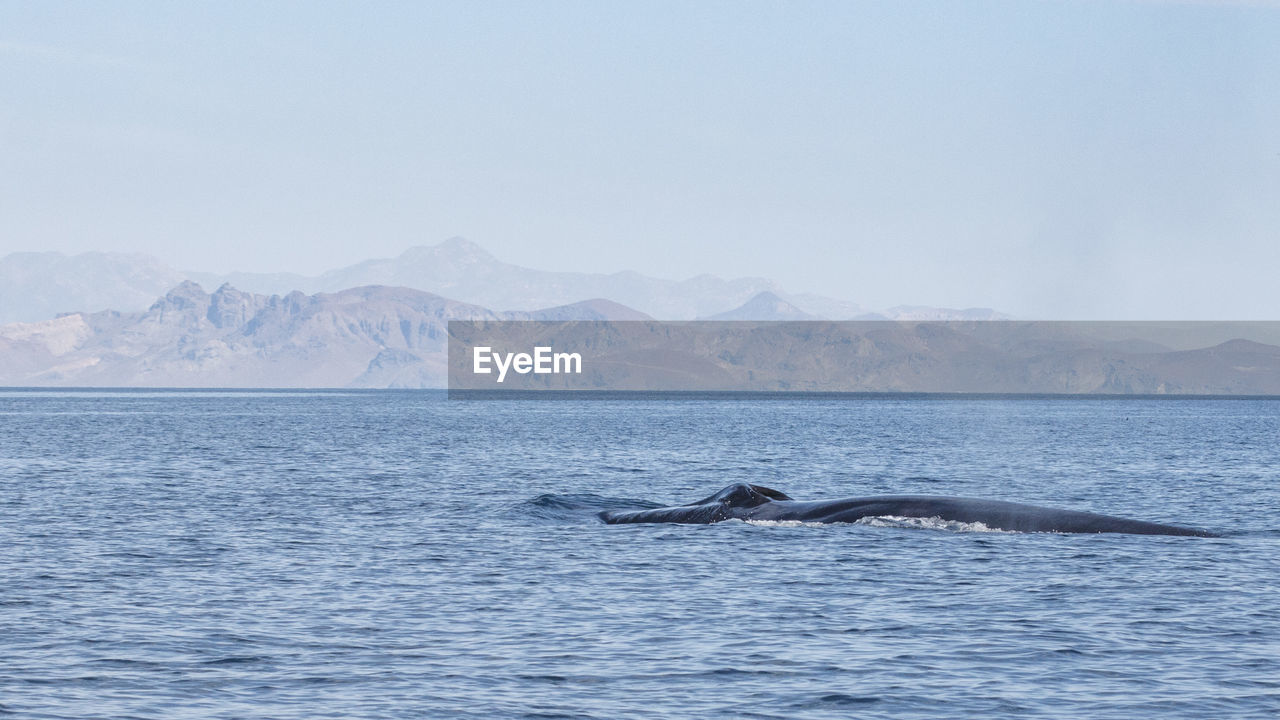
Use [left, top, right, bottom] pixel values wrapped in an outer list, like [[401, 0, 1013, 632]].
[[598, 483, 1218, 537]]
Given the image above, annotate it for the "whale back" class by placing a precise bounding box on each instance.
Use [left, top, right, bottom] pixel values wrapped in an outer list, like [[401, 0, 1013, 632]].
[[689, 483, 793, 507], [599, 483, 791, 524], [600, 485, 1217, 535]]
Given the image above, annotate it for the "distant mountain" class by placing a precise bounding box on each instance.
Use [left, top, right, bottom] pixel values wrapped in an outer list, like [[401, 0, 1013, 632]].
[[0, 282, 646, 389], [0, 283, 449, 387], [522, 298, 654, 322], [189, 238, 799, 320], [0, 251, 187, 323], [6, 282, 1280, 391], [784, 293, 866, 320], [0, 238, 1007, 324], [0, 240, 891, 324], [700, 291, 820, 321], [696, 293, 1005, 322]]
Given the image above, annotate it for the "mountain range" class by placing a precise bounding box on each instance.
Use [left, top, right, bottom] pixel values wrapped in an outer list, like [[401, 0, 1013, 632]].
[[3, 278, 1279, 390], [0, 238, 1004, 324], [0, 282, 652, 388], [27, 238, 1271, 390]]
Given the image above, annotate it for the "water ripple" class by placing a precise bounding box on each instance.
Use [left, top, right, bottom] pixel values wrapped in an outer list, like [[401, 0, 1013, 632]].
[[1, 391, 1278, 718]]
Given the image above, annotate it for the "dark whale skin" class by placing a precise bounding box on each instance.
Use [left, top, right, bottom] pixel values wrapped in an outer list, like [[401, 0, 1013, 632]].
[[599, 483, 1218, 537]]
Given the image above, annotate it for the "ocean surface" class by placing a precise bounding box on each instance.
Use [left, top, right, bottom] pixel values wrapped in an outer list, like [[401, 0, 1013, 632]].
[[2, 390, 1278, 719]]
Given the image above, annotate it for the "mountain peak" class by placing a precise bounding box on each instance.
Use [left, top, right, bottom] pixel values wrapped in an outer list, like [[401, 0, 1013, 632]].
[[399, 237, 494, 265], [524, 298, 654, 321], [702, 291, 821, 321], [439, 236, 486, 253], [165, 280, 209, 299], [147, 280, 210, 314]]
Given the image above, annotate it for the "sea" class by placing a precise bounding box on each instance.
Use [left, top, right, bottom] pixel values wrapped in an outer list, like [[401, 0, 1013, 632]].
[[2, 390, 1278, 719]]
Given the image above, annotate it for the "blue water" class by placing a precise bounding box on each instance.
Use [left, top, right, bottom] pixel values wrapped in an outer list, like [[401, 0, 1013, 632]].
[[2, 391, 1279, 719]]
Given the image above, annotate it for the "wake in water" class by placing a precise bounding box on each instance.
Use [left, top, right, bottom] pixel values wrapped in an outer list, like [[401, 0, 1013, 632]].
[[742, 515, 1015, 533], [854, 515, 1016, 533], [518, 493, 664, 524]]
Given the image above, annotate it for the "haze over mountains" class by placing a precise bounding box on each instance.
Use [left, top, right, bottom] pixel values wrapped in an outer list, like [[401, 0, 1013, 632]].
[[0, 282, 654, 388], [0, 251, 187, 325], [9, 237, 1274, 391], [0, 238, 1002, 324], [1, 275, 1278, 389]]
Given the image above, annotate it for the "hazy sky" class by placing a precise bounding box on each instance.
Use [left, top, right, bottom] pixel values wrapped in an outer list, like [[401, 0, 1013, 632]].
[[2, 1, 1278, 318]]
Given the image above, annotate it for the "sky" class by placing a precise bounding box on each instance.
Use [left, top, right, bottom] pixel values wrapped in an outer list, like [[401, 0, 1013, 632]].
[[2, 0, 1278, 319]]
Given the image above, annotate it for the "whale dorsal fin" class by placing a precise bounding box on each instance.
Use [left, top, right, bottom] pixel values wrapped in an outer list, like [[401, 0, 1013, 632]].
[[689, 483, 793, 508], [749, 484, 793, 502]]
